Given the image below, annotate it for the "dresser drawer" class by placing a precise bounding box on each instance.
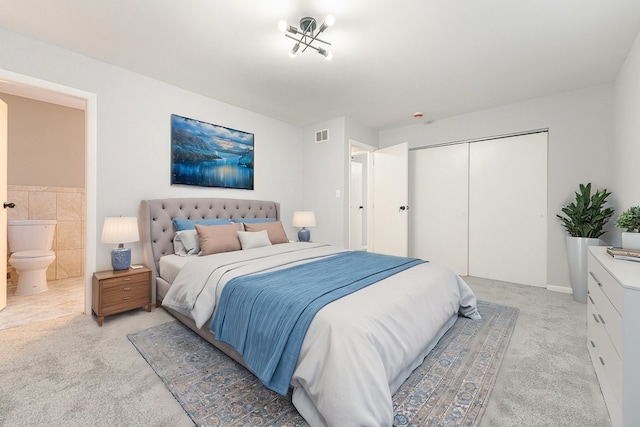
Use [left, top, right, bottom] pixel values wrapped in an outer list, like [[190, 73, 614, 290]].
[[588, 252, 624, 315], [588, 280, 623, 359], [587, 303, 623, 404]]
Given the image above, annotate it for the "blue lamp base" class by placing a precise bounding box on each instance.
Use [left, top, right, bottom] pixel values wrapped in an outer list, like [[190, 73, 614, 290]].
[[298, 228, 311, 242], [111, 247, 132, 270]]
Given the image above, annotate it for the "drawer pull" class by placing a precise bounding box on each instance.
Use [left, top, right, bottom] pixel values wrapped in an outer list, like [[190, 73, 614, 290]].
[[593, 313, 600, 323], [599, 356, 605, 366], [123, 296, 130, 300], [590, 340, 596, 348], [588, 295, 594, 304], [123, 277, 131, 281], [123, 287, 131, 291], [598, 314, 605, 325], [589, 271, 602, 287]]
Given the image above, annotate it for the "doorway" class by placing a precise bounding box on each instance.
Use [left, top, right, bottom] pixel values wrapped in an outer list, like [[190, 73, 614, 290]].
[[0, 69, 97, 323], [348, 140, 375, 251], [0, 93, 86, 328]]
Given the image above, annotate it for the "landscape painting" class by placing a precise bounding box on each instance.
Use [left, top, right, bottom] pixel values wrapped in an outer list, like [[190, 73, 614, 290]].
[[171, 114, 254, 190]]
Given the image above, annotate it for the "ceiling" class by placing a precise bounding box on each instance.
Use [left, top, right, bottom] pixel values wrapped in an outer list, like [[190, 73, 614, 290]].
[[1, 0, 639, 130]]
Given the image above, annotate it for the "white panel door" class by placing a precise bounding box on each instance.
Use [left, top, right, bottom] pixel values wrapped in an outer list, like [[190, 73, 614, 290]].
[[372, 142, 408, 257], [468, 132, 547, 286], [410, 144, 469, 274], [350, 161, 364, 250], [1, 99, 7, 311]]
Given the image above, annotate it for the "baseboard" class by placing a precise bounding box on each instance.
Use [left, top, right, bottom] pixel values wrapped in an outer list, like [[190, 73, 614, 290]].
[[546, 284, 572, 294]]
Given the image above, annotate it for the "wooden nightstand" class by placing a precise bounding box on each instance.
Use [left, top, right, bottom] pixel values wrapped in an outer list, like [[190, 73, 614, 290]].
[[92, 267, 152, 326]]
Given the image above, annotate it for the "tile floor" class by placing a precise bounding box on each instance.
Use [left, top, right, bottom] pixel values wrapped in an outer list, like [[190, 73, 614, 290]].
[[0, 277, 85, 330]]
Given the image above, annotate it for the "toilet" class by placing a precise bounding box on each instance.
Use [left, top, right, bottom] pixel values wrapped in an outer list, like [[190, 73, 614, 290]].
[[8, 220, 57, 296]]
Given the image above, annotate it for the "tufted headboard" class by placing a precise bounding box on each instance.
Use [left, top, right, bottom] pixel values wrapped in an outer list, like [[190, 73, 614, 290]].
[[140, 197, 280, 301]]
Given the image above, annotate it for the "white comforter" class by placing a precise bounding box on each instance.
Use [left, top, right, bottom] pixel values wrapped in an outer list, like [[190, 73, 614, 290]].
[[162, 243, 479, 427]]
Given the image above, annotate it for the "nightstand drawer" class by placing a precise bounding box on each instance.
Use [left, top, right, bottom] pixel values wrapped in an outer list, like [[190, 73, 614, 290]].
[[102, 283, 149, 309], [101, 272, 149, 288]]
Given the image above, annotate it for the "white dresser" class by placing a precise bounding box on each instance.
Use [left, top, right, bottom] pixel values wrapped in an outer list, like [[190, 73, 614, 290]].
[[587, 246, 640, 427]]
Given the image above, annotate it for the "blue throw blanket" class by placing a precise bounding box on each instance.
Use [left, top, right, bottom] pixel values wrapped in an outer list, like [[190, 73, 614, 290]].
[[210, 250, 425, 395]]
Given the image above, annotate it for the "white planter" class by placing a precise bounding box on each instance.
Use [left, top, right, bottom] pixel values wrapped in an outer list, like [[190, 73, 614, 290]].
[[566, 236, 600, 304], [621, 232, 640, 250]]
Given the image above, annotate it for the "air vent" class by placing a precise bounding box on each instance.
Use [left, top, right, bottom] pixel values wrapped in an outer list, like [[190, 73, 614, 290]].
[[315, 129, 329, 143]]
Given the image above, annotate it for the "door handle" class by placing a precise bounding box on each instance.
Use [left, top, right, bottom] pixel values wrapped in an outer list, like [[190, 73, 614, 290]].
[[3, 202, 15, 209]]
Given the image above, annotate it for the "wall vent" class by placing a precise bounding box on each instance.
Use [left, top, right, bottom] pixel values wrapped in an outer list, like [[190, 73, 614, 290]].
[[315, 129, 329, 143]]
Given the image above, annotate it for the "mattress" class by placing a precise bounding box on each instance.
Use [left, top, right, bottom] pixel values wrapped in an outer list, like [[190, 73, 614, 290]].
[[159, 254, 195, 284]]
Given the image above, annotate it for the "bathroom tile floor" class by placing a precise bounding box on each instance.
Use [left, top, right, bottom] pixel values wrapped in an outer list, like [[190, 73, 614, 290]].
[[0, 277, 84, 330]]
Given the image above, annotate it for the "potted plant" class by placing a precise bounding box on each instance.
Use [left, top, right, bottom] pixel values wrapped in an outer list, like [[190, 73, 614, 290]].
[[615, 206, 640, 250], [556, 183, 614, 303]]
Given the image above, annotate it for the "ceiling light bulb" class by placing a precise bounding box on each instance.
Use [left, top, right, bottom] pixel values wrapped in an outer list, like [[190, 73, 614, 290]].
[[325, 15, 335, 27], [290, 43, 300, 58], [318, 48, 332, 60], [278, 20, 288, 33]]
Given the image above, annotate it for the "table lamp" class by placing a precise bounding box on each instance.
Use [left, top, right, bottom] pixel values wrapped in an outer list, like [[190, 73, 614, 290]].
[[292, 211, 316, 242], [101, 216, 140, 270]]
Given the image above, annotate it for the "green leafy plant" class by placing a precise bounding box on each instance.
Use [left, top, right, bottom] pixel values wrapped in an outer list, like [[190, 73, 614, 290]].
[[556, 183, 614, 238], [615, 206, 640, 232]]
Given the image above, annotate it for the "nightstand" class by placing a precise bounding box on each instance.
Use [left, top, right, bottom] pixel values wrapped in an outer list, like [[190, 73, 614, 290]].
[[92, 267, 152, 326]]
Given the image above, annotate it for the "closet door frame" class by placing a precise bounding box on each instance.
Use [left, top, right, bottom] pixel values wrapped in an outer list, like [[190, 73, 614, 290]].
[[410, 130, 548, 287]]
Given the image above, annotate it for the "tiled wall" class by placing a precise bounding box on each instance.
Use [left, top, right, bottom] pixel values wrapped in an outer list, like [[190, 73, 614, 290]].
[[7, 185, 85, 289]]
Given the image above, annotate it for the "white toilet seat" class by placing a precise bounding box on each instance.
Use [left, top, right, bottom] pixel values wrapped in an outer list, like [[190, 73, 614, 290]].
[[10, 249, 55, 259]]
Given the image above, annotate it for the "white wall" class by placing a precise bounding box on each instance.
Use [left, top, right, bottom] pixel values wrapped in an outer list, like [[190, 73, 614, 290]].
[[301, 116, 379, 247], [613, 32, 640, 228], [302, 117, 346, 246], [0, 27, 304, 272], [380, 85, 614, 291]]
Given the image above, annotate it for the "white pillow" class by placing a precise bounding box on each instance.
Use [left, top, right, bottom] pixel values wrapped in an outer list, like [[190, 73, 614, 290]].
[[237, 229, 272, 250], [173, 229, 201, 256]]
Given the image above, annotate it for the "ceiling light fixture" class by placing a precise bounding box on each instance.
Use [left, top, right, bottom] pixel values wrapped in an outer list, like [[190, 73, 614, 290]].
[[278, 15, 335, 60]]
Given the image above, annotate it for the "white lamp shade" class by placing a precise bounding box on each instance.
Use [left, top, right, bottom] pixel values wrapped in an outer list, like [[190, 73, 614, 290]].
[[101, 217, 140, 244], [292, 211, 316, 228]]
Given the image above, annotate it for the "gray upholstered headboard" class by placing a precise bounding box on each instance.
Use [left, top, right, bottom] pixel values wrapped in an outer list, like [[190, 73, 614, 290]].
[[140, 197, 280, 301]]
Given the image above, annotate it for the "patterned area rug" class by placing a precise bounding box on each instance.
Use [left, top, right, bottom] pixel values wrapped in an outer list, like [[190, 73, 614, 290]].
[[128, 300, 518, 426]]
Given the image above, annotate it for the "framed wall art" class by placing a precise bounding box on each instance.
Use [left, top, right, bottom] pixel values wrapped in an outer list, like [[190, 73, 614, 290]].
[[170, 114, 254, 190]]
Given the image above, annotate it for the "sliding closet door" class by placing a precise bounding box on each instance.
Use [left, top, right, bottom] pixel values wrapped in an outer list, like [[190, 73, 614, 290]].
[[410, 144, 469, 275], [468, 132, 547, 287]]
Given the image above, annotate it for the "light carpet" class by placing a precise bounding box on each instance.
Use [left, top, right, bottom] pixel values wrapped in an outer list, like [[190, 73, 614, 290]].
[[128, 300, 518, 426]]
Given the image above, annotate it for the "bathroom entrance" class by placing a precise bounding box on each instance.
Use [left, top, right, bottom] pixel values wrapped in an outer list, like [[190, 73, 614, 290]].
[[0, 82, 88, 327]]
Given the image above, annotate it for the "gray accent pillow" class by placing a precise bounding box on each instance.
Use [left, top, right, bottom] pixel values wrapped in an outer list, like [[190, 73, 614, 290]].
[[237, 230, 272, 250], [173, 229, 201, 256]]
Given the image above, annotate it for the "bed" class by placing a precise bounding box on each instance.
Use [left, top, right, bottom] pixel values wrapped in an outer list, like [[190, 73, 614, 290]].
[[140, 197, 480, 426]]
